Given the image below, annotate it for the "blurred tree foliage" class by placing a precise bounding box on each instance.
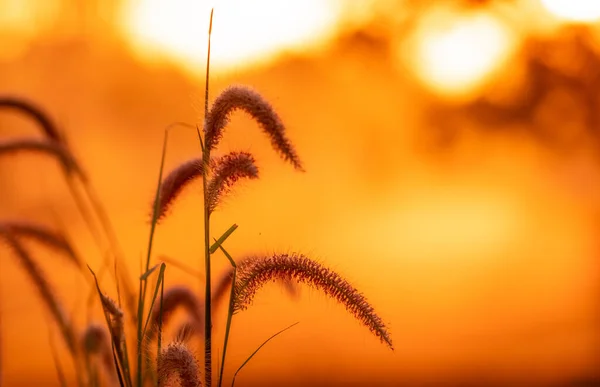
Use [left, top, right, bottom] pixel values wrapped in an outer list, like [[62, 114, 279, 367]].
[[428, 26, 600, 155]]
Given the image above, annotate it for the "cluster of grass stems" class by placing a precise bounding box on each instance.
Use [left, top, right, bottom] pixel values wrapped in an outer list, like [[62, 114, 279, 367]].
[[0, 9, 392, 387]]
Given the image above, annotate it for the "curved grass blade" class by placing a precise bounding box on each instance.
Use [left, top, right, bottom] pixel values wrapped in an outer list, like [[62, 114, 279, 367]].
[[231, 322, 299, 387], [141, 263, 167, 339]]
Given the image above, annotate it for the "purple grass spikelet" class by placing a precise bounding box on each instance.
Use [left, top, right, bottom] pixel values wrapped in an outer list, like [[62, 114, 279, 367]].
[[150, 285, 204, 336], [81, 323, 118, 384], [158, 342, 202, 387], [207, 151, 259, 213], [0, 221, 82, 270], [0, 97, 63, 142], [0, 231, 77, 354], [153, 158, 204, 222], [0, 137, 80, 174], [203, 86, 303, 170], [234, 253, 393, 349]]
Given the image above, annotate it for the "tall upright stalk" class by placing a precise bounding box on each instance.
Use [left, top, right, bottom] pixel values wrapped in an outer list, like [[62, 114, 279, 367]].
[[203, 9, 215, 387], [202, 155, 212, 387]]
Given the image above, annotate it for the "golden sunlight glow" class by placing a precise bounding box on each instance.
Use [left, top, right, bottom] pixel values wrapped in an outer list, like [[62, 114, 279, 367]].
[[540, 0, 600, 22], [120, 0, 343, 74], [405, 8, 516, 100], [0, 0, 60, 60]]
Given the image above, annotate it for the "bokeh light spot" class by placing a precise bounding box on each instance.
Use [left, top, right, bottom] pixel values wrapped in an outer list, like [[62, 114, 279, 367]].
[[540, 0, 600, 22], [120, 0, 343, 75], [405, 9, 516, 100]]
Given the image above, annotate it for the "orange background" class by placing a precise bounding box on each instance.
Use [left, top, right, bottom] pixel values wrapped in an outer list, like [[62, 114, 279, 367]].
[[1, 0, 600, 386]]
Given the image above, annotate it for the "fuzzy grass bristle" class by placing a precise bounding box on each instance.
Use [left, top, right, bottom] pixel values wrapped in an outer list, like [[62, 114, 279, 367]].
[[234, 253, 393, 349], [212, 262, 299, 312], [98, 292, 125, 342], [158, 342, 202, 387], [174, 319, 200, 343], [153, 158, 204, 222], [203, 86, 303, 170], [81, 323, 118, 384], [207, 151, 259, 213]]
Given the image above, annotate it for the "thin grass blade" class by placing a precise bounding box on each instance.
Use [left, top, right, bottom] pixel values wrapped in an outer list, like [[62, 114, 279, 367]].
[[157, 273, 165, 378], [231, 322, 299, 387], [142, 263, 167, 338], [140, 262, 162, 281], [111, 342, 126, 387], [209, 224, 238, 254], [216, 243, 236, 387], [87, 265, 132, 387]]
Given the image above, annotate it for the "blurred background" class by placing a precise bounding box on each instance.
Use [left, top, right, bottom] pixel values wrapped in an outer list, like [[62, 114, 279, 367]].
[[1, 0, 600, 385]]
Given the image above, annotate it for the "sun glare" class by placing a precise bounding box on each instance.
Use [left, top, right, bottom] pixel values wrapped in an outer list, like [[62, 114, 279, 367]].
[[539, 0, 600, 22], [405, 8, 516, 100], [120, 0, 343, 75]]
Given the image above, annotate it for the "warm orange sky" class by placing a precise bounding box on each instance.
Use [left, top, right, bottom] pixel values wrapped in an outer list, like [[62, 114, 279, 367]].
[[1, 0, 600, 386]]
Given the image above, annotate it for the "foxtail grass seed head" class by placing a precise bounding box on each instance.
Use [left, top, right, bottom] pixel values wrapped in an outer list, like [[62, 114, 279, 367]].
[[211, 266, 235, 312], [151, 285, 204, 336], [174, 319, 200, 343], [207, 151, 258, 213], [235, 253, 393, 349], [0, 137, 80, 174], [0, 231, 76, 353], [0, 97, 63, 142], [82, 322, 109, 354], [0, 221, 81, 269], [212, 262, 299, 311], [99, 293, 125, 342], [153, 158, 203, 222], [203, 86, 303, 170], [158, 342, 202, 387], [81, 323, 119, 385]]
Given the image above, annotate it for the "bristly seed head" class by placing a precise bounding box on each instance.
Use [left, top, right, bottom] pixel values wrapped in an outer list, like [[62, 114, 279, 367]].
[[174, 319, 200, 343], [234, 253, 393, 350], [82, 322, 109, 354], [207, 151, 259, 213], [0, 97, 63, 142], [150, 285, 204, 338], [158, 342, 202, 387], [212, 260, 300, 312], [203, 85, 303, 170], [153, 158, 204, 222], [0, 220, 82, 270], [0, 137, 80, 174], [98, 293, 125, 343], [0, 231, 77, 353], [81, 323, 118, 384]]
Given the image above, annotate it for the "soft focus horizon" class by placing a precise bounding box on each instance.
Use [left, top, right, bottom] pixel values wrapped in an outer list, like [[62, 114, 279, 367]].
[[1, 0, 600, 386]]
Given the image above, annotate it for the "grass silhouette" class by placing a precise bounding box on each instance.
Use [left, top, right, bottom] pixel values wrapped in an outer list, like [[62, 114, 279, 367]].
[[0, 8, 392, 387]]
